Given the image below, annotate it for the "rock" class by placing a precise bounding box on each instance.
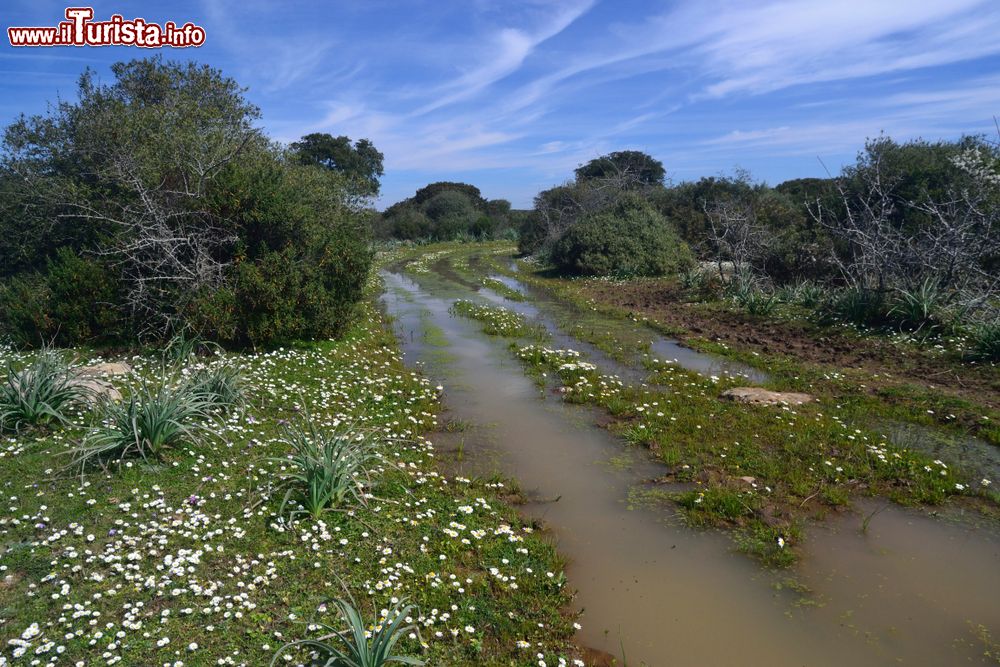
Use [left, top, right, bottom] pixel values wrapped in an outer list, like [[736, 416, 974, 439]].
[[69, 362, 129, 404], [76, 362, 131, 377], [69, 378, 122, 404], [739, 476, 757, 485], [720, 387, 813, 406]]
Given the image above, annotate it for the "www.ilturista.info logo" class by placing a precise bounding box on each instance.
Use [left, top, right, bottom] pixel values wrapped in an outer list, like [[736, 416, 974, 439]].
[[7, 7, 206, 48]]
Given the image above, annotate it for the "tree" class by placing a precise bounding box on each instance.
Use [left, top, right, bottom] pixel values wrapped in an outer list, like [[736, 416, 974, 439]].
[[2, 57, 261, 331], [0, 57, 372, 347], [412, 181, 485, 208], [811, 135, 1000, 306], [574, 150, 666, 189], [379, 183, 512, 242], [290, 133, 384, 196]]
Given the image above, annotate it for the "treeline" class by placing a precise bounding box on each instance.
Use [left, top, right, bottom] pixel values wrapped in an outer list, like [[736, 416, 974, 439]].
[[375, 182, 528, 241], [515, 139, 1000, 356], [0, 57, 381, 349]]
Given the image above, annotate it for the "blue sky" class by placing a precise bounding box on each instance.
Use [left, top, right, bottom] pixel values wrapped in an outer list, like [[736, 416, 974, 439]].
[[3, 1, 1000, 208]]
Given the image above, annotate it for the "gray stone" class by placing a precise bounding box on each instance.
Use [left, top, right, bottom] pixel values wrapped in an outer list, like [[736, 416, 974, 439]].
[[76, 362, 131, 377], [720, 387, 813, 406]]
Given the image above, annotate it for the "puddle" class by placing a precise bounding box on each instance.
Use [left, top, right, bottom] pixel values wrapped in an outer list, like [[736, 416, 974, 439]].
[[883, 421, 1000, 482], [486, 267, 770, 385], [647, 337, 770, 384], [801, 501, 1000, 665], [381, 266, 1000, 666]]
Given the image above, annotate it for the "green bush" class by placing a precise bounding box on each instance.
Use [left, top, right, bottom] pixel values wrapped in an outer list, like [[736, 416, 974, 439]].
[[0, 58, 372, 350], [187, 151, 372, 348], [0, 249, 122, 347], [550, 196, 693, 277]]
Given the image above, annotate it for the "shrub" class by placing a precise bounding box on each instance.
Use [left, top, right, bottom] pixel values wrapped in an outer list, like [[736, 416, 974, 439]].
[[187, 157, 373, 348], [272, 417, 376, 520], [0, 249, 122, 347], [550, 196, 693, 277], [72, 379, 216, 468], [817, 287, 889, 327], [0, 58, 372, 350], [1, 351, 89, 432], [422, 191, 475, 223], [968, 320, 1000, 361], [185, 365, 244, 410], [270, 597, 422, 667]]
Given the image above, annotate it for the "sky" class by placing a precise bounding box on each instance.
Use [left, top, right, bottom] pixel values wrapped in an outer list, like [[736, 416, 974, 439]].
[[2, 0, 1000, 208]]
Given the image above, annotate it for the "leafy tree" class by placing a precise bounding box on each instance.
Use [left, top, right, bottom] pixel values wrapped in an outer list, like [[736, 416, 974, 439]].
[[575, 150, 666, 189], [421, 190, 476, 223], [412, 181, 484, 208], [379, 183, 511, 242], [290, 133, 384, 196]]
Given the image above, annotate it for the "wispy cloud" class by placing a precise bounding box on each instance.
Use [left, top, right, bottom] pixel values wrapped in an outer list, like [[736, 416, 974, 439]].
[[6, 0, 998, 207], [413, 0, 595, 114]]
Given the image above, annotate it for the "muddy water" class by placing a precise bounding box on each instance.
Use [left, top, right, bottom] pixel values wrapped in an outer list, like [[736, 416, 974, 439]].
[[484, 268, 770, 384], [381, 267, 1000, 666]]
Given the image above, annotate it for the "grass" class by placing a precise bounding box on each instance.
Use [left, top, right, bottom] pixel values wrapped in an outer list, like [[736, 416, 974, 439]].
[[0, 287, 579, 665], [449, 299, 547, 340], [481, 277, 526, 301]]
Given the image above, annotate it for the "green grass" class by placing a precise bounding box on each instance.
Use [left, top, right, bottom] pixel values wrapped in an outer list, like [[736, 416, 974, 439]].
[[0, 288, 578, 665], [449, 299, 547, 340]]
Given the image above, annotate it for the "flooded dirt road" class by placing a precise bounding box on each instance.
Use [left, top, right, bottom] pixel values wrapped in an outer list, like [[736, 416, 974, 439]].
[[381, 261, 1000, 666]]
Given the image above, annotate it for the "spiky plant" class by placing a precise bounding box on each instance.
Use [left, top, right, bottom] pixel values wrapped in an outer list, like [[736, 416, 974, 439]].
[[185, 364, 245, 410], [163, 330, 219, 367], [779, 280, 826, 308], [889, 278, 948, 334], [72, 378, 216, 469], [0, 351, 90, 432], [818, 287, 887, 327], [968, 319, 1000, 361], [272, 416, 377, 520], [270, 597, 423, 667]]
